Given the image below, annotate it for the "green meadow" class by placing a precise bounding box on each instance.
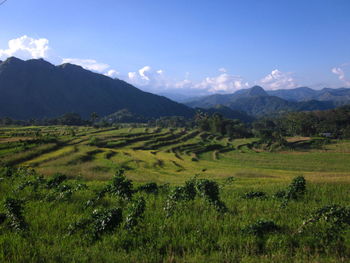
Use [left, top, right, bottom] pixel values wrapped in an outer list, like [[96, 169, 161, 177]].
[[1, 126, 350, 262]]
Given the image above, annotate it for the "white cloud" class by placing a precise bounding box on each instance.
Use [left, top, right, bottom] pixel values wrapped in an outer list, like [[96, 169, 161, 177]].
[[332, 66, 350, 86], [0, 35, 119, 75], [0, 35, 312, 96], [194, 73, 249, 93], [0, 35, 51, 61], [127, 66, 166, 89], [125, 66, 249, 94], [105, 69, 120, 78], [260, 69, 296, 90], [62, 58, 109, 72]]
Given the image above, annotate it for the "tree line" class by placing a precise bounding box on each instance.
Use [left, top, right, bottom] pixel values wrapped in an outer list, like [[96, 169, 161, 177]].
[[2, 105, 350, 140]]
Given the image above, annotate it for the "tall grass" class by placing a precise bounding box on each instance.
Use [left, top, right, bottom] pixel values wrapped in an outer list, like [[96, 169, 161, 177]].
[[0, 167, 350, 262]]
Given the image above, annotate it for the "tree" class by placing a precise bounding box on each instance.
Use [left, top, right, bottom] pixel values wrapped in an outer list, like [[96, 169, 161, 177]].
[[90, 112, 99, 123]]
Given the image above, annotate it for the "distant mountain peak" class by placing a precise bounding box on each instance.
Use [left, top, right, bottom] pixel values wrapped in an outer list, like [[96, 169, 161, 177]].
[[247, 86, 267, 96], [58, 63, 85, 71], [2, 56, 25, 65], [0, 56, 194, 120]]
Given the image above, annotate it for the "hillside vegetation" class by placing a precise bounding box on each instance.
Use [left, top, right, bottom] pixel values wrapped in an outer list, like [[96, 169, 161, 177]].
[[0, 57, 193, 119], [1, 126, 350, 262]]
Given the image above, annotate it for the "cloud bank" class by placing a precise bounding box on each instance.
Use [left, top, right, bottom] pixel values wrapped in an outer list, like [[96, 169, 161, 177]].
[[0, 35, 320, 96], [0, 35, 51, 61], [332, 64, 350, 87], [259, 69, 297, 90]]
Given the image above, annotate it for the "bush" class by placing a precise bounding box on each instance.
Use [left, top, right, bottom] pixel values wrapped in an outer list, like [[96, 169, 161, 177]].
[[91, 208, 123, 240], [243, 219, 280, 237], [277, 176, 307, 206], [125, 197, 146, 230], [300, 205, 350, 243], [225, 176, 235, 184], [285, 176, 306, 200], [273, 190, 286, 199], [0, 213, 7, 225], [88, 169, 134, 205], [17, 175, 46, 192], [0, 166, 14, 178], [88, 136, 101, 146], [137, 182, 158, 194], [243, 191, 267, 199], [108, 169, 134, 199], [195, 179, 227, 213], [46, 173, 67, 189], [3, 198, 28, 232], [69, 207, 123, 241]]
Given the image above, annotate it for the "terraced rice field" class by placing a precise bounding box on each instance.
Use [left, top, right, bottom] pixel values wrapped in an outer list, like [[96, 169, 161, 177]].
[[1, 126, 350, 184], [2, 126, 350, 262]]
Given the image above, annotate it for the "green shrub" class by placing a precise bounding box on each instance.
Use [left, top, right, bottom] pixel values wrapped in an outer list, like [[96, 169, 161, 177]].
[[125, 197, 146, 230], [46, 173, 67, 189], [69, 207, 123, 241], [243, 219, 280, 237], [0, 213, 7, 225], [285, 176, 306, 200], [243, 191, 267, 199], [195, 179, 228, 213], [88, 136, 101, 146], [137, 182, 158, 194], [300, 205, 350, 243], [3, 198, 28, 232], [88, 169, 134, 206]]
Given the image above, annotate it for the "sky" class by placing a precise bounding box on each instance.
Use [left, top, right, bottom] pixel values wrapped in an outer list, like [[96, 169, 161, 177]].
[[0, 0, 350, 98]]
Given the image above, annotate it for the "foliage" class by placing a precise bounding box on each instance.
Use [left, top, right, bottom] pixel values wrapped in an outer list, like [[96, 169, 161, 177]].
[[243, 191, 267, 199], [284, 176, 306, 201], [243, 219, 280, 237], [88, 136, 101, 146], [124, 197, 146, 230], [69, 207, 123, 241], [46, 173, 67, 189], [165, 179, 228, 216], [195, 179, 228, 213], [3, 197, 28, 231], [195, 112, 251, 138], [273, 176, 307, 207], [137, 182, 158, 194], [88, 169, 134, 205], [0, 166, 17, 178], [300, 205, 350, 243], [164, 181, 197, 217], [17, 175, 46, 192], [0, 213, 6, 225]]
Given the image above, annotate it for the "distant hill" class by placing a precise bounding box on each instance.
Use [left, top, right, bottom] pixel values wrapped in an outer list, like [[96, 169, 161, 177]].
[[267, 87, 350, 103], [185, 86, 340, 116], [197, 105, 255, 123], [0, 57, 194, 120], [186, 86, 268, 108]]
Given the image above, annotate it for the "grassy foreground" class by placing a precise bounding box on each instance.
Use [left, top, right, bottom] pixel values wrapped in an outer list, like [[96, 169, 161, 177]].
[[0, 126, 350, 262]]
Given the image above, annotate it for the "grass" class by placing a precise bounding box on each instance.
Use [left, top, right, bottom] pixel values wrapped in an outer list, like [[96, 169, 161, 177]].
[[0, 126, 350, 262]]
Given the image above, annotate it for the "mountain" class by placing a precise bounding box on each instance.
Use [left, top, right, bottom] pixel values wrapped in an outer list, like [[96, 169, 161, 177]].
[[228, 96, 335, 116], [197, 105, 255, 123], [186, 86, 268, 108], [267, 87, 350, 103], [267, 87, 316, 101], [0, 57, 194, 120], [185, 86, 339, 116]]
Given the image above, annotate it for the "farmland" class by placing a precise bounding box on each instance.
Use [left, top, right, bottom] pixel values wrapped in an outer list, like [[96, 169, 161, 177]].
[[1, 126, 350, 262]]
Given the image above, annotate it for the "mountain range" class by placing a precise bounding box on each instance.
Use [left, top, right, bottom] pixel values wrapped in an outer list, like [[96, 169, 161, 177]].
[[185, 86, 350, 116], [0, 57, 194, 120], [1, 56, 350, 121]]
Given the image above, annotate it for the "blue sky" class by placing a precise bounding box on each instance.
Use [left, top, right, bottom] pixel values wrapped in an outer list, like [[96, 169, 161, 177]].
[[1, 0, 350, 97]]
